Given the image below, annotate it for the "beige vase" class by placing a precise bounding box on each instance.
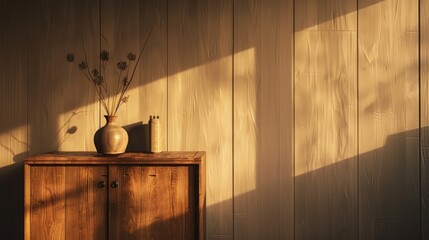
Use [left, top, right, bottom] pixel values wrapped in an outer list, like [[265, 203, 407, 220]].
[[94, 115, 128, 154]]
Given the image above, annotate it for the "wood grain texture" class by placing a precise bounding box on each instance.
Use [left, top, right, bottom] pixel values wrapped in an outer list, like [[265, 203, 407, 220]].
[[0, 0, 27, 239], [233, 0, 260, 235], [0, 0, 8, 168], [26, 152, 205, 239], [294, 0, 356, 31], [198, 154, 207, 240], [101, 0, 140, 127], [24, 164, 30, 240], [28, 0, 99, 154], [0, 0, 28, 165], [138, 0, 168, 152], [167, 0, 233, 237], [30, 166, 66, 240], [25, 151, 204, 165], [233, 0, 294, 239], [108, 165, 120, 239], [64, 166, 108, 239], [207, 236, 233, 240], [8, 1, 429, 239], [29, 165, 107, 239], [421, 0, 429, 238], [109, 166, 197, 240], [295, 0, 358, 239], [260, 1, 294, 238], [358, 0, 420, 239]]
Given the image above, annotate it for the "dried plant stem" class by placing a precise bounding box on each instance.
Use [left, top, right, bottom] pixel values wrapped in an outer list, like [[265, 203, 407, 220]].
[[113, 18, 157, 115], [71, 17, 158, 116], [81, 41, 111, 114]]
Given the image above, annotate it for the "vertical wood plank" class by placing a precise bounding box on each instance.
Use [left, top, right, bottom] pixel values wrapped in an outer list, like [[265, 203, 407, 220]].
[[28, 0, 99, 154], [138, 0, 168, 152], [0, 0, 8, 168], [168, 0, 233, 238], [100, 0, 140, 127], [0, 0, 28, 165], [234, 0, 294, 239], [295, 0, 358, 239], [358, 0, 420, 239], [294, 0, 356, 32], [0, 0, 27, 238], [260, 1, 294, 238], [233, 0, 260, 236], [421, 0, 429, 238]]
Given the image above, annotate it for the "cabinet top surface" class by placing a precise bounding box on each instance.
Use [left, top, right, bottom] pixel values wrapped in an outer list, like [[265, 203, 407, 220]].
[[25, 151, 205, 165]]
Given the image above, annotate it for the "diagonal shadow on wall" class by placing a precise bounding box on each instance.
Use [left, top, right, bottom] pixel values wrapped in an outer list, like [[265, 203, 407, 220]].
[[1, 126, 420, 239], [1, 0, 422, 240]]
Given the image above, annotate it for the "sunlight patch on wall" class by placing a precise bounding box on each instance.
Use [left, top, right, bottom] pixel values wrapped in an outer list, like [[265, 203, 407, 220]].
[[57, 110, 96, 152], [298, 1, 384, 32], [233, 47, 257, 196], [113, 85, 141, 126], [0, 125, 28, 166], [168, 50, 234, 208]]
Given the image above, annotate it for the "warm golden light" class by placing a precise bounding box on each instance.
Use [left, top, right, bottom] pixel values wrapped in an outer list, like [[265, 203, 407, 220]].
[[0, 125, 28, 167], [233, 47, 257, 196]]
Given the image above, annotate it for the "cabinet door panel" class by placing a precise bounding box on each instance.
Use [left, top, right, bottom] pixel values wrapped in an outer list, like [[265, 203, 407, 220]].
[[29, 166, 108, 239], [109, 166, 197, 240]]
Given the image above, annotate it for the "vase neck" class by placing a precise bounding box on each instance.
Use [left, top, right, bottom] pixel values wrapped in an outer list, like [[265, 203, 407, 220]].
[[104, 115, 117, 125]]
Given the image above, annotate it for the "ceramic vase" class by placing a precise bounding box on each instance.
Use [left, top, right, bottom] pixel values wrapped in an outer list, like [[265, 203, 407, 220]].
[[94, 115, 128, 154]]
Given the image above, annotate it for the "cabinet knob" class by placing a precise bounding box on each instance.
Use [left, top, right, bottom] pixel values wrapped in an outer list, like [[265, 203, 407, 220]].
[[97, 180, 106, 188], [111, 181, 119, 188]]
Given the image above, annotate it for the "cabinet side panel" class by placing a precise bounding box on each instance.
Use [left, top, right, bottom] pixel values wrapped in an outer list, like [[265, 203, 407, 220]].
[[65, 166, 108, 239], [198, 158, 206, 240], [30, 166, 66, 240], [24, 164, 30, 240], [188, 166, 198, 239]]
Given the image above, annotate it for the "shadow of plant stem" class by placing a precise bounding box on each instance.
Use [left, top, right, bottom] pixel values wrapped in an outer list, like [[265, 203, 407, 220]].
[[55, 111, 83, 149]]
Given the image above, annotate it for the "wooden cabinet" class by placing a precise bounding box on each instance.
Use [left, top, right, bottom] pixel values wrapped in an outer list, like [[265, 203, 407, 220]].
[[24, 152, 205, 240]]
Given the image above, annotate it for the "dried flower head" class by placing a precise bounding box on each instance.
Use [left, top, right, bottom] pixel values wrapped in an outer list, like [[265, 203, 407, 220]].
[[93, 76, 103, 85], [121, 96, 129, 103], [122, 77, 128, 86], [66, 53, 75, 62], [117, 61, 128, 71], [100, 50, 109, 61], [78, 61, 88, 70], [91, 69, 100, 78], [127, 52, 136, 61], [66, 17, 156, 116]]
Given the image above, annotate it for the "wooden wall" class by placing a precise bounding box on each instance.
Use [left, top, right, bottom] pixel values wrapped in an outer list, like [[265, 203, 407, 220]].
[[0, 0, 427, 239], [0, 1, 27, 239]]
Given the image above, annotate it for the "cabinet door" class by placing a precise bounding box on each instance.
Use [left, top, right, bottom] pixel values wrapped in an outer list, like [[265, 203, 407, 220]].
[[29, 166, 108, 240], [109, 165, 197, 240]]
